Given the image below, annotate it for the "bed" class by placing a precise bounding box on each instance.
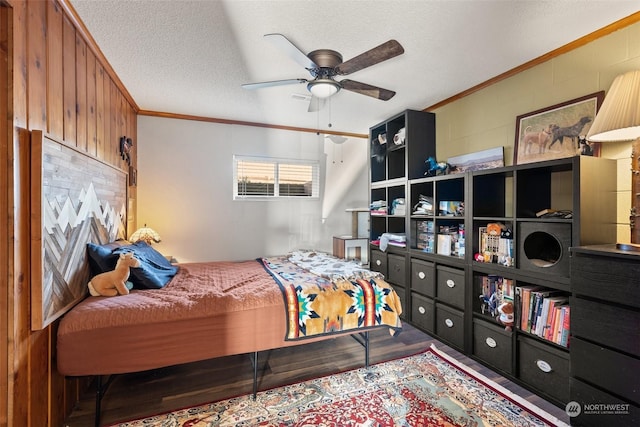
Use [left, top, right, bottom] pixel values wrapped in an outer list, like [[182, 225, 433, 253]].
[[57, 245, 402, 426], [33, 131, 403, 426], [57, 247, 403, 377]]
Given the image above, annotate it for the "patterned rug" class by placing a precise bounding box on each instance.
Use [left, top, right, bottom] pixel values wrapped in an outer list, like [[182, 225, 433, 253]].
[[110, 345, 568, 427]]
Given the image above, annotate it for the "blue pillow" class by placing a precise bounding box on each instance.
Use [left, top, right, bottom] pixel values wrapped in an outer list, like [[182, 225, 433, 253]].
[[113, 241, 178, 289], [86, 240, 130, 276]]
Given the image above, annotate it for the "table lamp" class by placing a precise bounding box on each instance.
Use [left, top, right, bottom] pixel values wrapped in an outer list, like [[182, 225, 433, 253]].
[[587, 69, 640, 250], [129, 224, 161, 245]]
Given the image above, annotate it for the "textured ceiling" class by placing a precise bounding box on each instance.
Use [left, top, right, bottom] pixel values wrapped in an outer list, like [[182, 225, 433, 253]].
[[70, 0, 640, 135]]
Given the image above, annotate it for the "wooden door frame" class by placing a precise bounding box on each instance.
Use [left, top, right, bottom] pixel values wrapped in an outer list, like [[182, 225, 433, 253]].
[[0, 2, 12, 425]]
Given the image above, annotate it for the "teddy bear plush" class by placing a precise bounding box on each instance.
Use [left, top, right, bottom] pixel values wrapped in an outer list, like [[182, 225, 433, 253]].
[[88, 252, 140, 297], [497, 301, 515, 331]]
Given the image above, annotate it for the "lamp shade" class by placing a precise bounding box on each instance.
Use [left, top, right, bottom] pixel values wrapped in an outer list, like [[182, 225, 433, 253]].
[[587, 70, 640, 142], [130, 224, 161, 245], [307, 79, 341, 99]]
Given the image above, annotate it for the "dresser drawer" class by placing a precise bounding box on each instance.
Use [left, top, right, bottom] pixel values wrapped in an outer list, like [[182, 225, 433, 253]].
[[572, 297, 640, 357], [387, 254, 406, 286], [571, 378, 640, 427], [436, 266, 465, 308], [370, 250, 387, 277], [571, 250, 640, 307], [473, 319, 512, 374], [410, 259, 435, 297], [436, 303, 464, 349], [571, 338, 640, 405], [411, 293, 434, 333], [518, 336, 569, 403]]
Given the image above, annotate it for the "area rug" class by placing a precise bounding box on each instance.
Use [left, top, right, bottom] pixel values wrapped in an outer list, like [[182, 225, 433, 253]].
[[110, 344, 568, 427]]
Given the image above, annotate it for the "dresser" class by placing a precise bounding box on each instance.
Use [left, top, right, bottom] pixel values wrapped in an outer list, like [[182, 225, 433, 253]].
[[570, 245, 640, 426]]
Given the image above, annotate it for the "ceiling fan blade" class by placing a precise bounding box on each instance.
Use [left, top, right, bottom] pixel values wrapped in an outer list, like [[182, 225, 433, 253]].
[[340, 79, 396, 101], [242, 78, 307, 90], [308, 96, 326, 112], [264, 33, 317, 69], [336, 40, 404, 75]]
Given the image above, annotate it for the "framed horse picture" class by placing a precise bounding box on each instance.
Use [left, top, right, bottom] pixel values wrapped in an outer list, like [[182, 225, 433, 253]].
[[514, 91, 604, 165]]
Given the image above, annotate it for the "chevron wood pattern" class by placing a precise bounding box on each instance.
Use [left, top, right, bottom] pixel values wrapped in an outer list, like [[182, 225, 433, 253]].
[[31, 130, 127, 330]]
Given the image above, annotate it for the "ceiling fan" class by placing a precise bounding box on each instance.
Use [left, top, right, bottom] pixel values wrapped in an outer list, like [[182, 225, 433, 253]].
[[242, 34, 404, 108]]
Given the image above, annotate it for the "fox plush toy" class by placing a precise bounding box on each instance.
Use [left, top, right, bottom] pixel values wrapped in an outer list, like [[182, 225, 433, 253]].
[[88, 252, 140, 297]]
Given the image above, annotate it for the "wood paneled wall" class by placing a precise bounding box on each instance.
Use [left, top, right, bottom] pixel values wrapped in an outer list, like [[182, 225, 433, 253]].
[[2, 1, 138, 425]]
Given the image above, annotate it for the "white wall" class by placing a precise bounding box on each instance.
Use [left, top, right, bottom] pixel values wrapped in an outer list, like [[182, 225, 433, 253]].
[[137, 116, 368, 262]]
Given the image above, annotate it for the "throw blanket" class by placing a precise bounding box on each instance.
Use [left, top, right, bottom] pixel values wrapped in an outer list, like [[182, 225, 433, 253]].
[[261, 252, 402, 340]]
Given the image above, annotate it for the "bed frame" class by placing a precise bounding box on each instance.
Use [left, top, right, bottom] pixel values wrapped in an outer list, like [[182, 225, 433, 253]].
[[93, 332, 371, 427]]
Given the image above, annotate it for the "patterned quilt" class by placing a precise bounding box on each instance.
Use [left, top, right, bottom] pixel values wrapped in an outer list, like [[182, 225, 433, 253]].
[[261, 251, 403, 340]]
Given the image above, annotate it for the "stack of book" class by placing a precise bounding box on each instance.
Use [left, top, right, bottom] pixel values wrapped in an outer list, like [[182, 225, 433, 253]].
[[517, 285, 570, 347], [412, 194, 433, 215]]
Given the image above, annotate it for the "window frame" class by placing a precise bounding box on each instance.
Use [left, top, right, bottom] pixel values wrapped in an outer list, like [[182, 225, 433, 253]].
[[233, 155, 320, 200]]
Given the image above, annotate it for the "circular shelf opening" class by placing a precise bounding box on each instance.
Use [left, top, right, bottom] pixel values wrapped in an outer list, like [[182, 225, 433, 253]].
[[522, 231, 562, 268]]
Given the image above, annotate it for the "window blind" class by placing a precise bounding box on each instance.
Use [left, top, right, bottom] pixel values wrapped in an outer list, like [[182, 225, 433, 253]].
[[233, 156, 319, 199]]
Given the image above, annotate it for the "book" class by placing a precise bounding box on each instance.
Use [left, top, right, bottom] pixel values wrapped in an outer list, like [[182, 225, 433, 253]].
[[560, 306, 571, 347], [544, 296, 569, 340], [549, 305, 560, 342], [536, 208, 556, 217], [516, 285, 541, 332], [537, 296, 551, 337], [532, 290, 562, 336], [553, 301, 569, 344], [554, 305, 566, 344], [502, 278, 514, 302]]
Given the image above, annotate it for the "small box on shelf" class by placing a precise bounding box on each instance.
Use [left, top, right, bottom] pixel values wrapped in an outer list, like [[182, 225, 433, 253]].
[[416, 231, 435, 253], [437, 224, 465, 257], [438, 200, 464, 217]]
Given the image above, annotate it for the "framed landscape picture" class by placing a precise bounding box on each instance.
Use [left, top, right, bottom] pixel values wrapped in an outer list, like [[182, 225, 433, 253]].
[[514, 91, 604, 165]]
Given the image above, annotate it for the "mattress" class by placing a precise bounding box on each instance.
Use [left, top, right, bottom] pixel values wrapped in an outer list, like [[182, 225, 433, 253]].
[[57, 257, 400, 376], [58, 260, 298, 376]]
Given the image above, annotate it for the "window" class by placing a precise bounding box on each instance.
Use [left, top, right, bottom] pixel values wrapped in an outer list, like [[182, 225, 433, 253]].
[[233, 156, 319, 199]]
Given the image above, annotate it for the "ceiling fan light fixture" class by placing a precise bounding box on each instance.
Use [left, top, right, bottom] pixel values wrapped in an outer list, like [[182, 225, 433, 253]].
[[308, 78, 341, 98]]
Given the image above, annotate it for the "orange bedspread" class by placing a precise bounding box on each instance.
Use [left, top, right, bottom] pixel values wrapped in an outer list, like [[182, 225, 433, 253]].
[[61, 260, 280, 332]]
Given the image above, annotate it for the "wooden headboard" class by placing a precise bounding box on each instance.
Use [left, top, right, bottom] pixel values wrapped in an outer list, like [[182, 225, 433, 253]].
[[30, 130, 128, 330]]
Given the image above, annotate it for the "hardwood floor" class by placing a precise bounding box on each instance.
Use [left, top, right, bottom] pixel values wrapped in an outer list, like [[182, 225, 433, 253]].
[[62, 323, 569, 426]]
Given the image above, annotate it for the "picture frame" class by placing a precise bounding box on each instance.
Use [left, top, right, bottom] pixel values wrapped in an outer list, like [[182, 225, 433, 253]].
[[513, 91, 604, 165], [447, 146, 504, 173]]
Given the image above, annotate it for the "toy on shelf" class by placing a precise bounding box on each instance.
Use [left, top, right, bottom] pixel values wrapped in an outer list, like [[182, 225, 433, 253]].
[[424, 157, 452, 176], [498, 301, 515, 331]]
